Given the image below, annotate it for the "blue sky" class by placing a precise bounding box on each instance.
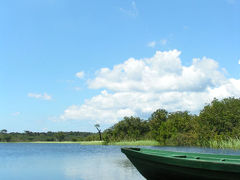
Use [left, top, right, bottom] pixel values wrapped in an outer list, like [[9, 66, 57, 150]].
[[1, 0, 240, 132]]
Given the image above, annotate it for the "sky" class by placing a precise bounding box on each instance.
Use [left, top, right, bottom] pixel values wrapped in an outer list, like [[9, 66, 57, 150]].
[[1, 0, 240, 133]]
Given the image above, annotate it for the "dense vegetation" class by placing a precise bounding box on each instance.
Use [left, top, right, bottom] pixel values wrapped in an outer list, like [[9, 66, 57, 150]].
[[2, 97, 240, 148], [102, 97, 240, 147], [0, 131, 93, 142]]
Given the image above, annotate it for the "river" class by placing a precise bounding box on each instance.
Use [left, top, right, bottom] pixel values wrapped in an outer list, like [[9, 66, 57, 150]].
[[1, 143, 240, 180]]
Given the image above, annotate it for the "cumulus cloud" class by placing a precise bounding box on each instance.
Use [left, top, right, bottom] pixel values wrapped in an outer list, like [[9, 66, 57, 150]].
[[60, 50, 240, 124], [28, 93, 52, 100], [238, 59, 240, 64], [76, 71, 85, 79], [60, 90, 136, 124], [88, 50, 225, 92]]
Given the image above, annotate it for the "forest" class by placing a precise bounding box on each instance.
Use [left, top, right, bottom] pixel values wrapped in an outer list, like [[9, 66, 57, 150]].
[[1, 97, 240, 148], [0, 131, 92, 142]]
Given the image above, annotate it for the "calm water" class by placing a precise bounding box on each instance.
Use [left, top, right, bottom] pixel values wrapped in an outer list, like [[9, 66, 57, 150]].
[[1, 144, 240, 180]]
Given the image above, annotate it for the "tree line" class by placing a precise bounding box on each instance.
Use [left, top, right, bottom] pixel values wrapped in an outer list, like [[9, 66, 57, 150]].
[[102, 97, 240, 146], [1, 97, 240, 147], [0, 131, 93, 142]]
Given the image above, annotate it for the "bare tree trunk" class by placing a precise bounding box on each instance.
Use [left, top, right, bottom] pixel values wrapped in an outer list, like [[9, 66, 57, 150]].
[[98, 130, 102, 141], [95, 124, 102, 141]]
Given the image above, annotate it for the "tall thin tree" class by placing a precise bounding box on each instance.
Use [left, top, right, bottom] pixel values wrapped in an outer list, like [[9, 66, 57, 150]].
[[95, 124, 102, 141]]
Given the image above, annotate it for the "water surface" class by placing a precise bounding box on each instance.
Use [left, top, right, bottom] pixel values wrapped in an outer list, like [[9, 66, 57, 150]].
[[1, 143, 240, 180]]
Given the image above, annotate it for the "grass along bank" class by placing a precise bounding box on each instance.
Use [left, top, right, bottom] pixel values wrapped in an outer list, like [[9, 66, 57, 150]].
[[107, 140, 160, 146], [209, 138, 240, 150], [79, 140, 160, 146], [5, 139, 240, 150], [28, 141, 104, 145], [27, 140, 160, 146]]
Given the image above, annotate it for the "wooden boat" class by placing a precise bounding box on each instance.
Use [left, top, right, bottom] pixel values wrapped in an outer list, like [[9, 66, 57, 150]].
[[121, 147, 240, 180]]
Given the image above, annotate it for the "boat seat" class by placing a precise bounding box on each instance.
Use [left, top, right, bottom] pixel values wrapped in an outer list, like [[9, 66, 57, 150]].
[[172, 155, 187, 158]]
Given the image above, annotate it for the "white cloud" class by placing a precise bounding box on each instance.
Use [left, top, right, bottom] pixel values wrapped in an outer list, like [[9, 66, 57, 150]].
[[63, 154, 140, 180], [28, 93, 52, 100], [238, 59, 240, 64], [60, 90, 136, 124], [147, 41, 156, 48], [60, 50, 240, 124], [120, 1, 138, 17], [76, 71, 85, 79]]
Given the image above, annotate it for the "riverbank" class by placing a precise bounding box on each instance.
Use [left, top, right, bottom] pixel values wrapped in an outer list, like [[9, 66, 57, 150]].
[[107, 140, 160, 146], [4, 139, 240, 149], [31, 140, 160, 146], [30, 141, 105, 145], [1, 140, 160, 146], [209, 138, 240, 150]]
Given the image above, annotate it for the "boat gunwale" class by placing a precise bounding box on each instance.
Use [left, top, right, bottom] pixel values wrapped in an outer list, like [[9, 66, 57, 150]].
[[121, 147, 240, 173], [123, 147, 240, 160]]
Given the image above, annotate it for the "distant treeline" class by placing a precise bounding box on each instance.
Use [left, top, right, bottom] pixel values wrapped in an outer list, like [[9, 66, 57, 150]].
[[0, 131, 93, 142], [2, 97, 240, 147]]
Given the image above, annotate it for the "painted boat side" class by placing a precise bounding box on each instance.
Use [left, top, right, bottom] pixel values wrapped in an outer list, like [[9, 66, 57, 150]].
[[121, 148, 240, 180]]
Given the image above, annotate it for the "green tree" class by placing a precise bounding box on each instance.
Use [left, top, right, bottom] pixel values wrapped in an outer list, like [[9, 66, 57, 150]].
[[56, 132, 65, 142], [148, 109, 168, 139], [105, 116, 149, 141], [155, 111, 197, 146], [4, 135, 12, 142], [24, 130, 33, 135], [198, 97, 240, 143], [1, 129, 7, 134]]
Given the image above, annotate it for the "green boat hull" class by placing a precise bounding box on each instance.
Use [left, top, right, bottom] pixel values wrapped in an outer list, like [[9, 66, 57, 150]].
[[121, 148, 240, 180]]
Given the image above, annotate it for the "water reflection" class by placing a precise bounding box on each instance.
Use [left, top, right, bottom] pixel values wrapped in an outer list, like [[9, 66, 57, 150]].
[[1, 144, 240, 180], [115, 159, 135, 169], [63, 153, 144, 180], [0, 144, 144, 180]]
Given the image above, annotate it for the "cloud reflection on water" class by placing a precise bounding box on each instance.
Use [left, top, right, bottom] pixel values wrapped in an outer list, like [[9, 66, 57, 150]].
[[63, 154, 144, 180]]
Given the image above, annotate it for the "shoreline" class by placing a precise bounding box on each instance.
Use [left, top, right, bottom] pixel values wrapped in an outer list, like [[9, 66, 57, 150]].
[[0, 140, 160, 146], [2, 140, 240, 150]]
